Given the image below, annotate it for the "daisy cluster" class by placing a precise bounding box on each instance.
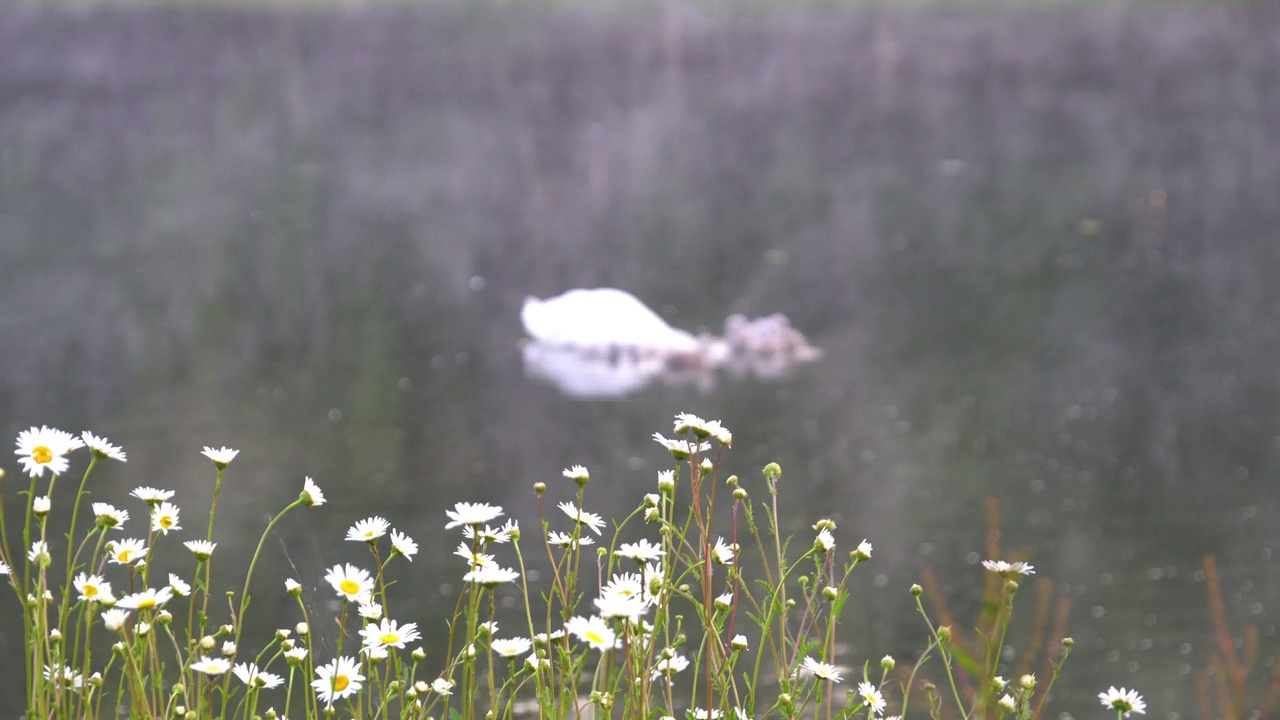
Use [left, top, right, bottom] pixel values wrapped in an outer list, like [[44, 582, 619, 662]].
[[3, 416, 1145, 720]]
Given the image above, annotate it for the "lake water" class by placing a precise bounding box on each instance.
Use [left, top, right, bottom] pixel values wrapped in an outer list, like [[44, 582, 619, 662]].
[[3, 4, 1280, 717]]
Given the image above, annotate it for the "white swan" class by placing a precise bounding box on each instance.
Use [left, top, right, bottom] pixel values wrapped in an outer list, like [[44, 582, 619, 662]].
[[520, 288, 701, 354]]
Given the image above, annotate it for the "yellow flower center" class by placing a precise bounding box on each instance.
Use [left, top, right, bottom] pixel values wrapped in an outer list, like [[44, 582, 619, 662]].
[[160, 516, 174, 528], [339, 579, 359, 595], [118, 550, 135, 563], [32, 445, 53, 464], [137, 598, 156, 609], [585, 631, 604, 645], [380, 633, 399, 645], [333, 675, 350, 692], [84, 586, 98, 598]]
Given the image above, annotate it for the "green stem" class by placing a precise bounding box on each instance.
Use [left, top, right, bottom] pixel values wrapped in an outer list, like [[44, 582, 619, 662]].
[[234, 499, 302, 648]]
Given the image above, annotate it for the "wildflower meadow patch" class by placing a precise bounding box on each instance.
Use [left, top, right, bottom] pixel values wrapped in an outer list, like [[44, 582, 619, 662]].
[[2, 416, 1145, 718]]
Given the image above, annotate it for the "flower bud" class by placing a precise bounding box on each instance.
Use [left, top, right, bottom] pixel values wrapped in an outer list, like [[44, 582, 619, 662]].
[[1019, 674, 1035, 690], [534, 482, 546, 495], [822, 586, 838, 601], [156, 610, 173, 626], [1061, 637, 1074, 648], [762, 462, 781, 485], [881, 655, 895, 672], [199, 636, 216, 651], [938, 626, 951, 643], [732, 488, 748, 500], [412, 647, 427, 661], [295, 622, 309, 636], [910, 584, 923, 596]]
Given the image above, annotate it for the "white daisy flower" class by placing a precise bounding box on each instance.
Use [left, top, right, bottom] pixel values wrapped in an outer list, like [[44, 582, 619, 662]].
[[346, 516, 390, 542], [0, 560, 9, 576], [100, 608, 130, 631], [312, 656, 364, 707], [1099, 687, 1146, 716], [601, 573, 645, 603], [357, 599, 383, 620], [463, 565, 519, 586], [233, 662, 283, 689], [29, 541, 51, 566], [594, 593, 648, 622], [854, 539, 873, 560], [857, 681, 885, 713], [201, 446, 239, 468], [998, 695, 1016, 712], [82, 431, 126, 462], [444, 501, 504, 529], [651, 653, 690, 680], [92, 502, 128, 530], [703, 419, 732, 446], [652, 433, 710, 460], [672, 412, 709, 436], [189, 656, 231, 675], [814, 528, 836, 554], [463, 522, 513, 544], [33, 496, 51, 516], [557, 501, 606, 535], [284, 578, 302, 595], [562, 465, 590, 483], [982, 559, 1035, 576], [43, 663, 84, 689], [802, 656, 842, 683], [130, 487, 174, 504], [490, 637, 532, 657], [285, 647, 308, 664], [116, 587, 174, 611], [184, 540, 216, 560], [547, 530, 594, 548], [390, 530, 418, 560], [431, 678, 454, 695], [167, 574, 191, 597], [565, 615, 616, 651], [300, 476, 325, 506], [454, 542, 495, 568], [692, 709, 722, 719], [363, 644, 388, 661], [150, 501, 181, 535], [616, 538, 665, 562], [74, 573, 113, 603], [359, 618, 421, 649], [325, 564, 374, 602], [712, 537, 736, 565], [15, 426, 83, 477]]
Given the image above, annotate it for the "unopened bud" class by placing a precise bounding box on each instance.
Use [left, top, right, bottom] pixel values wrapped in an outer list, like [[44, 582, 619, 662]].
[[534, 482, 546, 495], [910, 584, 923, 596]]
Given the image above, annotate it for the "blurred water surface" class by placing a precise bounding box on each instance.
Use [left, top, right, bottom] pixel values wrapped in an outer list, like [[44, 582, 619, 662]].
[[3, 3, 1280, 715]]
